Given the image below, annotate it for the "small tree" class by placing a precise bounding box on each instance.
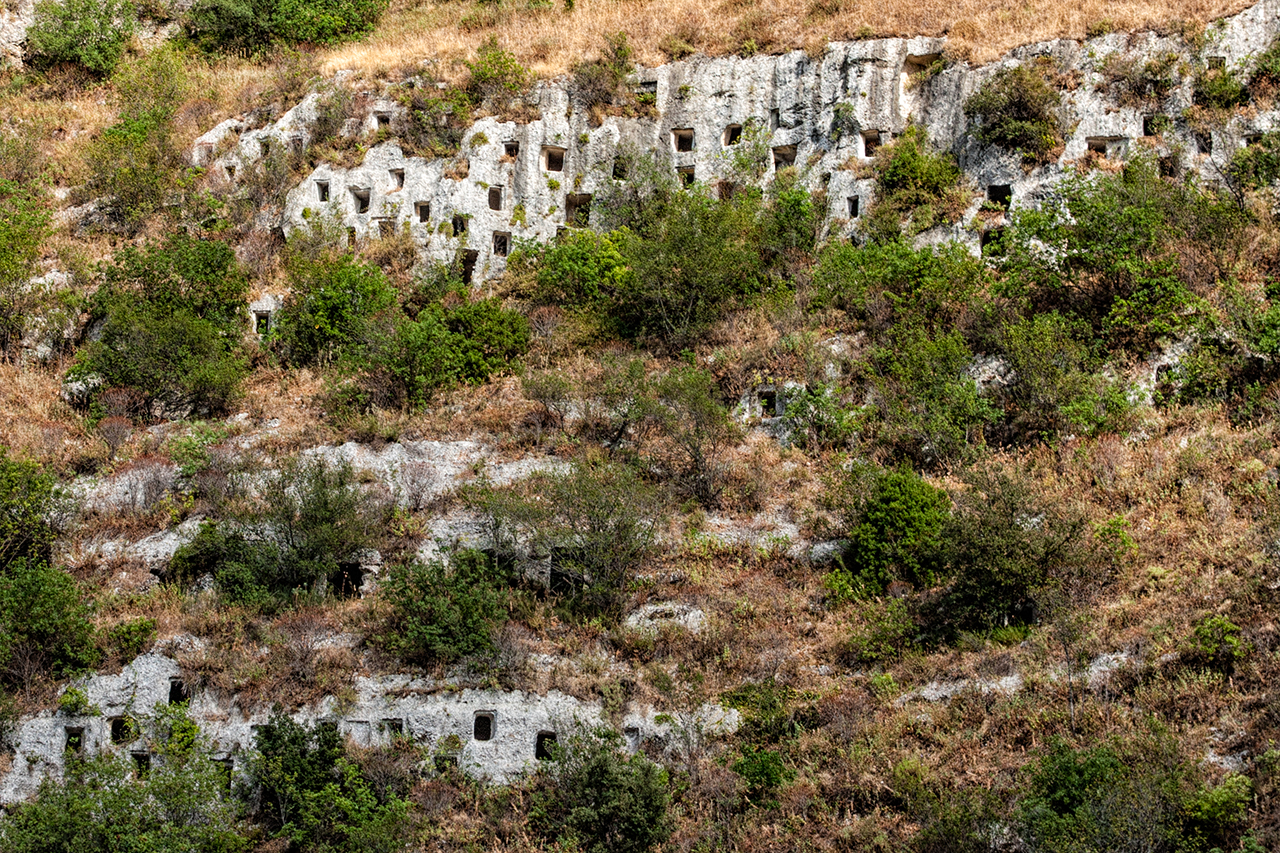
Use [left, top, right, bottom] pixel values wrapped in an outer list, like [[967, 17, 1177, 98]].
[[965, 65, 1063, 162], [26, 0, 135, 76]]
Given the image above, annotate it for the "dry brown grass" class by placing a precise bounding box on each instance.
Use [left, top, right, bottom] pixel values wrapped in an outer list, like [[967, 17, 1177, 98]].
[[320, 0, 1251, 82]]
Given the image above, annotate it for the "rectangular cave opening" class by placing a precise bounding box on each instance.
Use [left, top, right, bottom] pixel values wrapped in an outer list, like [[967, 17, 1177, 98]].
[[462, 249, 479, 285], [542, 146, 566, 172], [350, 187, 371, 214], [759, 388, 778, 417], [390, 168, 404, 190], [474, 711, 494, 741], [535, 731, 557, 760], [847, 196, 859, 218], [862, 130, 882, 158], [981, 226, 1007, 256], [452, 214, 468, 237], [904, 53, 941, 75], [493, 231, 510, 257], [347, 226, 357, 248], [132, 751, 150, 778], [1208, 56, 1226, 70], [1142, 114, 1166, 137], [214, 758, 232, 790], [565, 193, 592, 226], [416, 201, 430, 223], [723, 124, 743, 146], [1195, 132, 1213, 155], [488, 186, 503, 211], [65, 726, 84, 753], [259, 138, 270, 157], [253, 311, 271, 335], [316, 180, 329, 202], [169, 678, 188, 705], [672, 128, 695, 152], [110, 717, 130, 745], [769, 108, 780, 131], [636, 80, 657, 95], [612, 157, 627, 180], [434, 754, 458, 774], [328, 561, 363, 598], [376, 218, 394, 239], [503, 140, 519, 159], [374, 111, 391, 127], [773, 145, 797, 169], [677, 166, 695, 187], [381, 718, 404, 737], [986, 184, 1012, 210]]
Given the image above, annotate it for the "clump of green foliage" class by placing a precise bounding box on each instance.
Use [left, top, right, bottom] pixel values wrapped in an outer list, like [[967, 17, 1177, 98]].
[[26, 0, 135, 76], [964, 65, 1063, 162], [184, 0, 388, 55], [0, 180, 52, 359], [465, 37, 532, 105], [72, 234, 250, 418], [243, 712, 409, 852], [376, 550, 512, 666], [1194, 64, 1249, 110], [865, 125, 967, 239], [531, 727, 673, 853], [0, 559, 99, 693], [825, 463, 950, 599], [1228, 131, 1280, 190], [571, 32, 636, 113], [170, 457, 388, 609], [274, 252, 398, 367], [1182, 614, 1249, 675]]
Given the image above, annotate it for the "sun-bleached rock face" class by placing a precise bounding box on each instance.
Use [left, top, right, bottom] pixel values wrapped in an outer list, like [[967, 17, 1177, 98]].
[[233, 0, 1280, 283]]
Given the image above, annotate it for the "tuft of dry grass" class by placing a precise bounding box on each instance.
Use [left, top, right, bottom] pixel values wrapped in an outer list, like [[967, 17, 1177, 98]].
[[319, 0, 1251, 82]]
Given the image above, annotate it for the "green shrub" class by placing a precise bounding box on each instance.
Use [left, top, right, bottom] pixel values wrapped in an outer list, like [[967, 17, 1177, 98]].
[[465, 37, 532, 104], [842, 597, 917, 663], [532, 727, 672, 853], [534, 229, 632, 309], [0, 752, 246, 853], [0, 560, 100, 691], [392, 84, 474, 159], [104, 616, 157, 660], [274, 252, 398, 366], [185, 0, 387, 53], [964, 65, 1062, 162], [571, 32, 634, 112], [444, 298, 531, 383], [732, 744, 793, 804], [0, 180, 51, 358], [1000, 311, 1132, 439], [0, 449, 61, 571], [376, 550, 511, 666], [474, 460, 660, 621], [827, 463, 950, 598], [1194, 66, 1249, 110], [244, 712, 408, 852], [868, 125, 966, 236], [762, 170, 820, 267], [1183, 614, 1248, 675], [782, 383, 860, 450], [1252, 37, 1280, 92], [171, 457, 387, 608], [924, 466, 1095, 638], [1227, 131, 1280, 189], [646, 365, 742, 506], [26, 0, 135, 76], [869, 325, 998, 465]]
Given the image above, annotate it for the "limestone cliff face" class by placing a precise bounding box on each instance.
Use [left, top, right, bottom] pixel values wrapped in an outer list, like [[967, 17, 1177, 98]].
[[206, 0, 1280, 282]]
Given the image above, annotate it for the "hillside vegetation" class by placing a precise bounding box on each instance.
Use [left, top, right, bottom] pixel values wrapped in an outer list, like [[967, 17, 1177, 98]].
[[3, 1, 1280, 852]]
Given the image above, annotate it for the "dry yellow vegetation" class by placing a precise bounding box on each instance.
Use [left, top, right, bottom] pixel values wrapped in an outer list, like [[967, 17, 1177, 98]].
[[321, 0, 1253, 80]]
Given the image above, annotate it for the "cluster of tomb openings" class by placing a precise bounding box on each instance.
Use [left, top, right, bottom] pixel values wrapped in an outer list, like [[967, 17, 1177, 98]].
[[672, 128, 695, 152], [566, 193, 591, 226], [773, 145, 797, 170], [489, 186, 503, 210], [350, 187, 371, 214], [390, 169, 404, 190], [987, 184, 1012, 211], [535, 731, 558, 760], [543, 146, 566, 172]]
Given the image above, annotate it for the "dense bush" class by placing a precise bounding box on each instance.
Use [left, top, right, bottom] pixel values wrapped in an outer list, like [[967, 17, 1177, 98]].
[[465, 37, 532, 105], [185, 0, 388, 54], [826, 463, 950, 598], [274, 252, 398, 366], [26, 0, 135, 76], [965, 65, 1062, 162], [532, 727, 672, 853], [74, 235, 250, 417], [376, 550, 511, 666], [0, 180, 51, 359], [866, 125, 967, 238], [533, 229, 632, 311], [571, 32, 635, 113], [1194, 65, 1249, 110], [0, 450, 61, 571], [244, 713, 408, 852], [645, 365, 742, 506], [999, 157, 1245, 350], [1227, 131, 1280, 190], [1018, 737, 1250, 852], [0, 751, 245, 852], [0, 560, 99, 692], [171, 457, 387, 607], [1183, 614, 1249, 675]]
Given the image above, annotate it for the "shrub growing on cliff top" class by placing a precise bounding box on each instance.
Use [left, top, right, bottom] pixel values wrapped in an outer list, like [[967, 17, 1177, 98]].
[[185, 0, 388, 54], [26, 0, 135, 76]]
